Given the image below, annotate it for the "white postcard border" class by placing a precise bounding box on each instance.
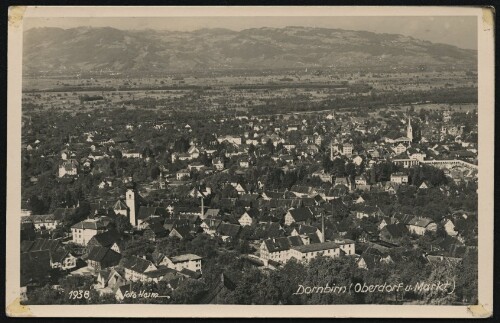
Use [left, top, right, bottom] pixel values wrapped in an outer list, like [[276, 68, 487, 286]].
[[6, 6, 494, 318]]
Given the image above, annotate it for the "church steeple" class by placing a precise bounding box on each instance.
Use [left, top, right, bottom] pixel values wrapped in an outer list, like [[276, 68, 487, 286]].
[[407, 115, 413, 142], [125, 181, 138, 227]]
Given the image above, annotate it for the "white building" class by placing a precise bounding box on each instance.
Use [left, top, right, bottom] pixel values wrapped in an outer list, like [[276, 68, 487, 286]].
[[58, 159, 79, 177], [122, 151, 141, 158], [390, 172, 409, 184], [161, 254, 202, 273], [217, 135, 242, 146], [71, 218, 106, 246], [342, 143, 353, 156], [288, 240, 355, 263]]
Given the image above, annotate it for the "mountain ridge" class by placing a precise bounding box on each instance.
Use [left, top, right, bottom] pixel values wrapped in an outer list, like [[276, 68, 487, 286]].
[[23, 26, 477, 73]]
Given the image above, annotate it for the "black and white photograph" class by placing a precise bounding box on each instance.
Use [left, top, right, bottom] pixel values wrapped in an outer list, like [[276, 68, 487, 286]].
[[6, 6, 494, 318]]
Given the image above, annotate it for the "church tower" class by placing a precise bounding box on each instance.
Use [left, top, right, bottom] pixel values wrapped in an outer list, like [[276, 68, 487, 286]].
[[407, 115, 413, 142], [125, 182, 138, 227]]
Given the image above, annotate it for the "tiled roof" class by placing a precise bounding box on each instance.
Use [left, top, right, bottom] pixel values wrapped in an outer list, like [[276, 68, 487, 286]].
[[144, 266, 177, 279], [170, 254, 202, 263], [204, 209, 220, 217], [89, 230, 121, 247], [202, 218, 222, 230], [241, 208, 260, 218], [287, 235, 304, 247], [113, 200, 128, 210], [407, 217, 434, 228], [49, 248, 71, 263], [216, 223, 241, 237], [137, 206, 168, 220], [293, 224, 318, 235], [179, 268, 202, 279], [121, 256, 155, 274], [146, 222, 168, 235], [288, 207, 314, 222], [87, 246, 121, 263], [291, 241, 340, 253], [252, 222, 283, 239], [26, 238, 61, 252], [264, 237, 292, 253], [382, 223, 409, 238], [71, 219, 106, 230]]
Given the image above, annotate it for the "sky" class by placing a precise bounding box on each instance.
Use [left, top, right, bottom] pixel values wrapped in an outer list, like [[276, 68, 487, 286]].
[[24, 16, 478, 50]]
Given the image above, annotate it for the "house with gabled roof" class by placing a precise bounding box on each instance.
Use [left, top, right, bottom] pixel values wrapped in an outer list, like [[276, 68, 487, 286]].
[[87, 229, 123, 254], [238, 208, 260, 227], [87, 246, 122, 271], [96, 268, 126, 290], [419, 181, 432, 189], [355, 196, 365, 204], [169, 225, 193, 240], [357, 253, 384, 270], [378, 216, 399, 230], [113, 200, 128, 217], [380, 223, 409, 243], [121, 256, 158, 282], [284, 207, 314, 226], [161, 254, 203, 273], [442, 218, 458, 237], [216, 223, 241, 242], [50, 248, 78, 270], [187, 145, 200, 159], [201, 218, 222, 236], [406, 217, 437, 236], [231, 182, 247, 195], [290, 224, 324, 245], [136, 206, 169, 229], [30, 214, 62, 231], [290, 185, 317, 198], [143, 222, 169, 241], [260, 236, 304, 264]]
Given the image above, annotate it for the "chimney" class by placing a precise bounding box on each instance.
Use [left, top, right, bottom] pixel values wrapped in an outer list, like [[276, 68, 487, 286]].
[[200, 195, 204, 219], [321, 212, 325, 243]]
